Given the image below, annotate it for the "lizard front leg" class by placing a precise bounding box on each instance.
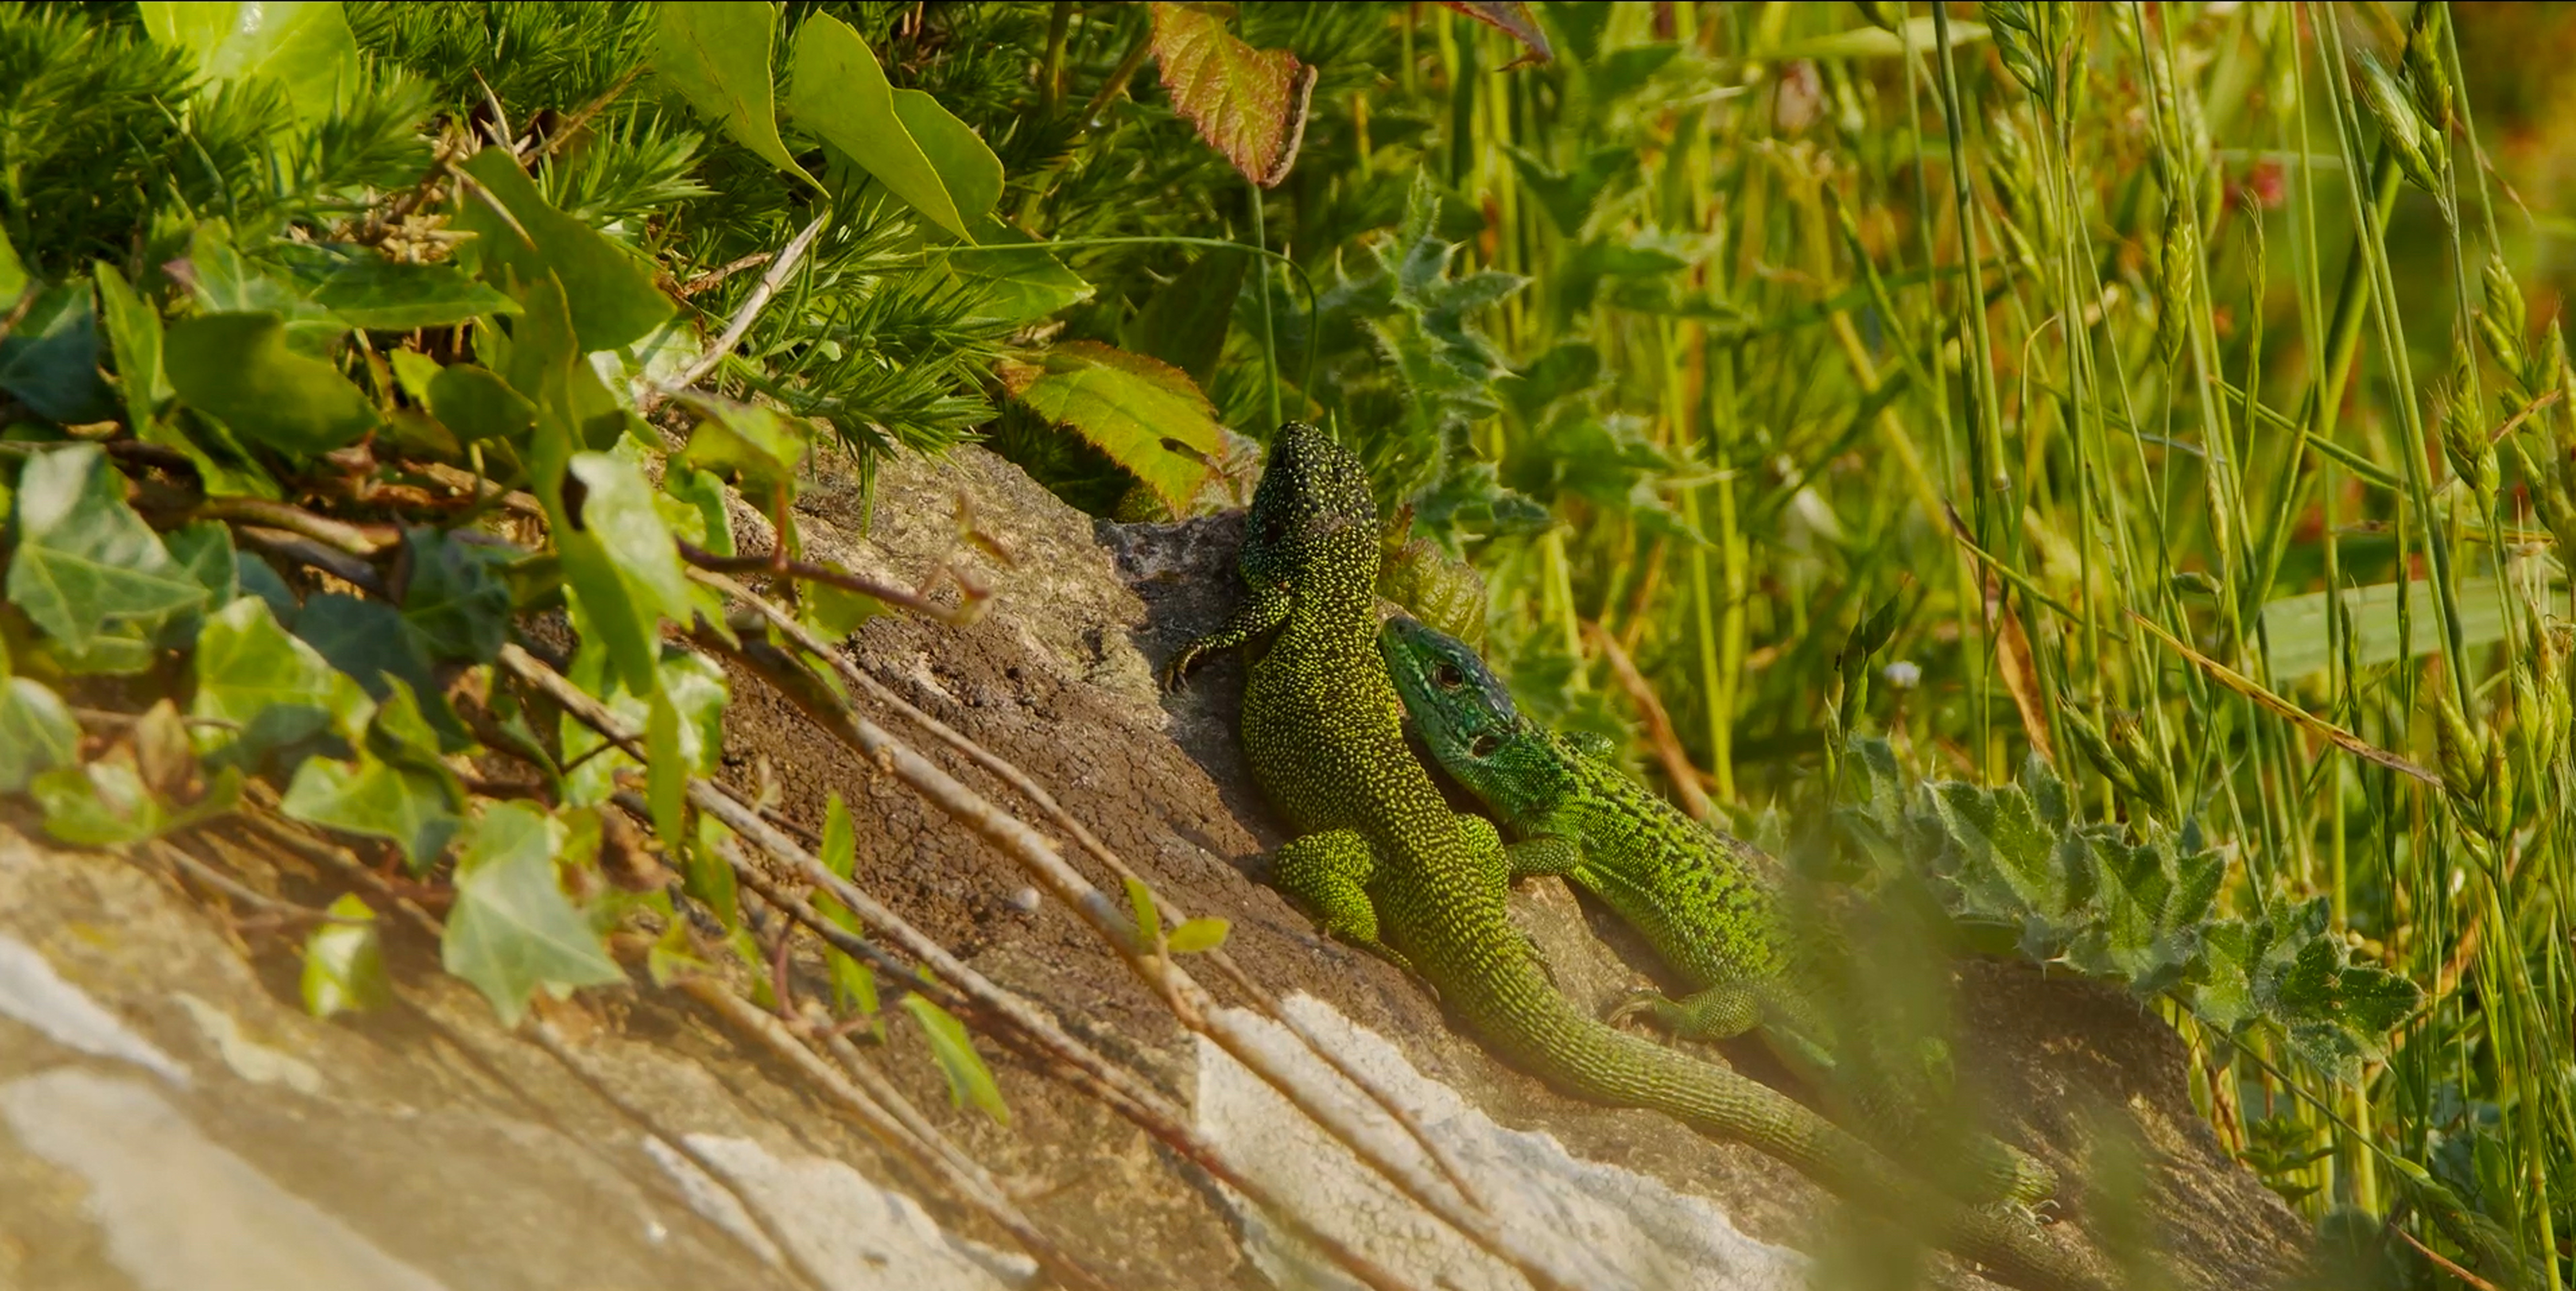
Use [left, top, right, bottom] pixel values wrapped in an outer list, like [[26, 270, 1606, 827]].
[[1162, 579, 1291, 691], [1267, 828, 1415, 975]]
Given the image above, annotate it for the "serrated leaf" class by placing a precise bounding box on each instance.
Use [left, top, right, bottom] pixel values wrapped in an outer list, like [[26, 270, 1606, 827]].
[[302, 894, 390, 1018], [1928, 780, 2065, 918], [677, 392, 810, 498], [784, 13, 995, 241], [280, 749, 463, 870], [652, 1, 821, 190], [164, 312, 380, 454], [5, 445, 206, 655], [137, 0, 361, 122], [0, 678, 79, 794], [398, 527, 512, 663], [313, 260, 524, 331], [0, 281, 115, 423], [1149, 3, 1317, 188], [1000, 341, 1220, 514], [900, 992, 1008, 1125], [453, 150, 675, 353], [442, 802, 624, 1026], [1440, 2, 1552, 64], [192, 595, 372, 763]]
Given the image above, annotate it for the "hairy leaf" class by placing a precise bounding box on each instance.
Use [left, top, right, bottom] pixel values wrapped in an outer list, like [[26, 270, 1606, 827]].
[[1149, 3, 1316, 187], [1000, 341, 1220, 514]]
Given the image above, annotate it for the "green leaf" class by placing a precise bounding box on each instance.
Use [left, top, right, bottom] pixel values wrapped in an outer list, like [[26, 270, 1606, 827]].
[[313, 260, 524, 331], [1927, 780, 2066, 920], [301, 893, 391, 1019], [676, 392, 811, 498], [821, 792, 857, 879], [0, 678, 79, 794], [292, 593, 464, 748], [559, 451, 693, 695], [1754, 16, 1987, 61], [164, 312, 380, 454], [560, 647, 728, 808], [192, 595, 371, 764], [280, 748, 463, 870], [652, 1, 821, 190], [783, 13, 991, 241], [94, 265, 171, 429], [2260, 578, 2541, 681], [1148, 2, 1316, 187], [900, 992, 1008, 1125], [1000, 341, 1220, 515], [941, 219, 1094, 325], [425, 362, 538, 447], [663, 465, 733, 558], [0, 281, 116, 423], [1119, 248, 1244, 389], [1166, 917, 1230, 953], [157, 520, 237, 647], [1124, 876, 1159, 949], [797, 564, 885, 639], [32, 754, 239, 850], [398, 528, 513, 663], [0, 224, 23, 300], [442, 802, 624, 1026], [5, 445, 206, 655], [137, 0, 362, 123], [453, 149, 675, 353]]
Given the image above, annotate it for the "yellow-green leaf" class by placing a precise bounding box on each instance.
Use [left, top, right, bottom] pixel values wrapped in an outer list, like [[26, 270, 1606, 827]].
[[999, 341, 1220, 515], [782, 13, 996, 241], [652, 1, 822, 190]]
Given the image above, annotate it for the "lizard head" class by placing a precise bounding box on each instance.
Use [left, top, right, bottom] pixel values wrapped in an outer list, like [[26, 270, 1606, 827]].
[[1380, 614, 1524, 770], [1238, 422, 1377, 592]]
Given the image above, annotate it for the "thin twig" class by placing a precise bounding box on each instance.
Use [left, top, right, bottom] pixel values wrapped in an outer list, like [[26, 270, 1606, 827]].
[[233, 526, 385, 594], [682, 546, 987, 625], [696, 568, 1485, 1207], [401, 460, 548, 520], [500, 643, 1442, 1291], [192, 498, 395, 555], [657, 212, 832, 402], [671, 975, 1118, 1291]]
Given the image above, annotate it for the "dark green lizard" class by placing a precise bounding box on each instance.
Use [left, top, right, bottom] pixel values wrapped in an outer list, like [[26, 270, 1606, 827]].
[[1379, 613, 2058, 1208], [1165, 423, 2104, 1291]]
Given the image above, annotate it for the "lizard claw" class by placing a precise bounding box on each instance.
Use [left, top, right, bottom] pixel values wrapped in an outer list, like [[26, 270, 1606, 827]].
[[1159, 644, 1204, 693]]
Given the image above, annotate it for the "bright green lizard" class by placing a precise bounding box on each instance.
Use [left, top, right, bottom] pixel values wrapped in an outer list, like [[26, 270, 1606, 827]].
[[1165, 423, 2105, 1291], [1380, 613, 2057, 1208]]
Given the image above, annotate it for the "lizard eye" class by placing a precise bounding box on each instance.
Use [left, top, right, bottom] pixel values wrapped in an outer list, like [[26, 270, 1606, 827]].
[[1432, 662, 1464, 690], [1468, 734, 1501, 758]]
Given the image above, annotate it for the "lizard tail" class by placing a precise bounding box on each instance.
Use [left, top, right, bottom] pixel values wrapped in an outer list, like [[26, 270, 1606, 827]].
[[1449, 968, 2117, 1291]]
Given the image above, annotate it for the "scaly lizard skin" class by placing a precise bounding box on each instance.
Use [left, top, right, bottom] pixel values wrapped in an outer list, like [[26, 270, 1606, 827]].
[[1166, 424, 2105, 1291], [1380, 613, 2059, 1208]]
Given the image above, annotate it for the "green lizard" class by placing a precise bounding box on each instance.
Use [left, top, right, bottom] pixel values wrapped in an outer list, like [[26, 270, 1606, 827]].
[[1379, 613, 2058, 1208], [1165, 423, 2105, 1291]]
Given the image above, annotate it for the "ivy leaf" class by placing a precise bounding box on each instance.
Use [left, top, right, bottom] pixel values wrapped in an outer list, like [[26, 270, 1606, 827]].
[[561, 648, 728, 808], [782, 13, 999, 241], [293, 592, 465, 750], [559, 451, 693, 696], [301, 894, 391, 1019], [0, 677, 80, 794], [0, 281, 116, 423], [164, 312, 380, 455], [192, 595, 372, 765], [280, 748, 464, 871], [136, 0, 362, 123], [5, 445, 207, 656], [652, 1, 822, 190], [33, 752, 239, 850], [1148, 3, 1317, 188], [900, 992, 1009, 1125], [676, 393, 811, 499], [453, 149, 675, 353], [398, 527, 513, 663], [442, 802, 624, 1027], [999, 341, 1221, 515], [313, 260, 523, 331]]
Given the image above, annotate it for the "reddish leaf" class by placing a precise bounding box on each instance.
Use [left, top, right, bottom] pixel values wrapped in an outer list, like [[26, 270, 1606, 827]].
[[1440, 2, 1553, 66], [1148, 3, 1316, 188]]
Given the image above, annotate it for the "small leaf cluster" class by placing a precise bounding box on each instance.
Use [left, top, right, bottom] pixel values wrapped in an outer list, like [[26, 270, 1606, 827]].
[[1829, 739, 2423, 1081]]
